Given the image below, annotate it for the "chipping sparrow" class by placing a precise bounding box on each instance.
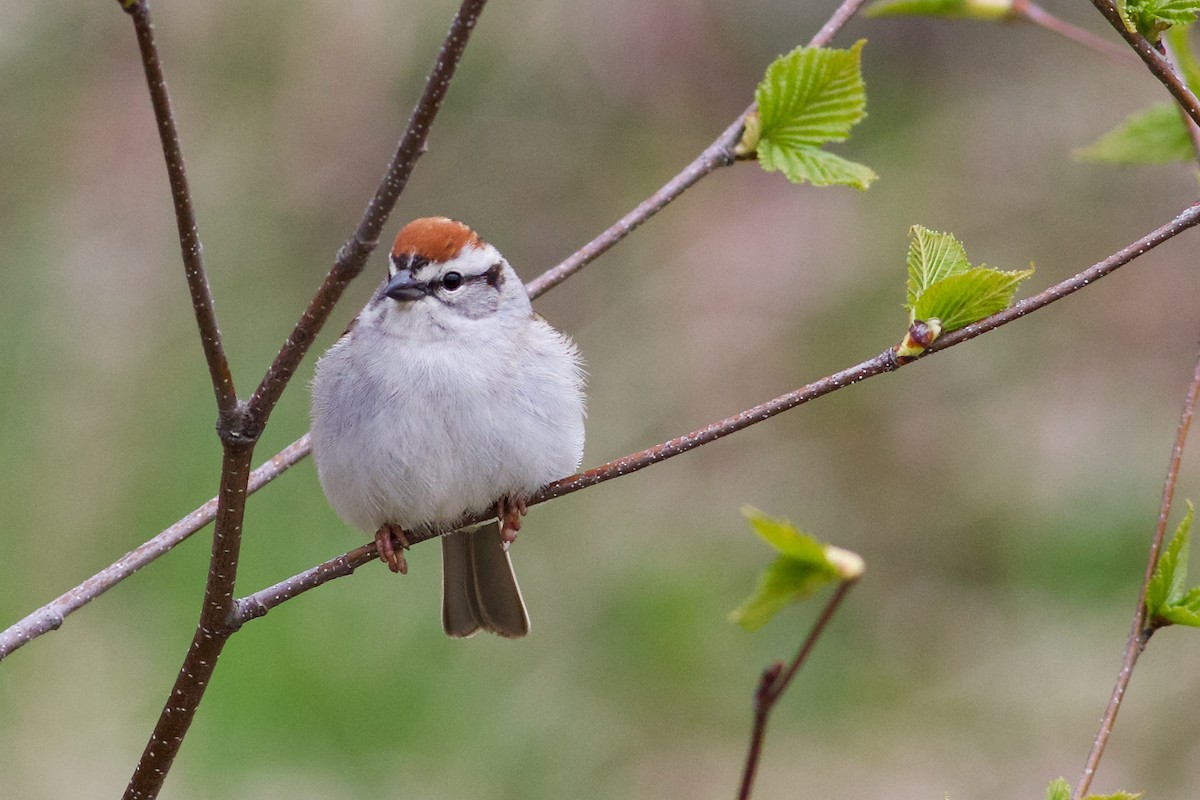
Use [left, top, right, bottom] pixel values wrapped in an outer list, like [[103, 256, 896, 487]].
[[310, 217, 586, 638]]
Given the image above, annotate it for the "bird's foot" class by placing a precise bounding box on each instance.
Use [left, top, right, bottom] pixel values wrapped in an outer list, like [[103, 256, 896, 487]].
[[374, 524, 411, 574], [498, 496, 527, 549]]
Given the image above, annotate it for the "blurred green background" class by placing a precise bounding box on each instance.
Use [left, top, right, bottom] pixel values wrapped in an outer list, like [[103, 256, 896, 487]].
[[3, 1, 1200, 798]]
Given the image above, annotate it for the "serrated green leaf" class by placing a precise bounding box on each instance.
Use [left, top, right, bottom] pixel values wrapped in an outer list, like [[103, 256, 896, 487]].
[[753, 40, 875, 189], [911, 266, 1034, 331], [1146, 0, 1200, 24], [1147, 501, 1194, 619], [905, 225, 972, 309], [1118, 0, 1200, 38], [1045, 778, 1072, 800], [866, 0, 1014, 20], [757, 143, 878, 189], [1075, 103, 1194, 165], [1084, 791, 1144, 800], [731, 508, 846, 632]]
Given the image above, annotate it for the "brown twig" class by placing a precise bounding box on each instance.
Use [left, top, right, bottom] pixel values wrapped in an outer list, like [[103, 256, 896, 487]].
[[126, 0, 236, 416], [1073, 346, 1200, 800], [736, 580, 858, 800], [231, 200, 1200, 616], [1089, 0, 1200, 128], [244, 0, 490, 434], [525, 0, 869, 299], [1014, 0, 1139, 64], [0, 434, 310, 662]]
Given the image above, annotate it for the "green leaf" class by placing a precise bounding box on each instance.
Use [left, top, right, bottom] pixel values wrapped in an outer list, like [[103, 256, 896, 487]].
[[1085, 791, 1144, 800], [866, 0, 1014, 20], [1166, 25, 1200, 93], [1146, 501, 1194, 619], [905, 225, 972, 309], [1074, 103, 1194, 165], [911, 266, 1035, 331], [754, 40, 877, 189], [730, 508, 862, 632], [1118, 0, 1200, 38], [1045, 778, 1071, 800], [1147, 501, 1200, 626], [756, 143, 878, 189]]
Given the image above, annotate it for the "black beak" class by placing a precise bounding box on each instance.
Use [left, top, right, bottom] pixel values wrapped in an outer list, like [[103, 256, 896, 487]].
[[384, 271, 427, 302]]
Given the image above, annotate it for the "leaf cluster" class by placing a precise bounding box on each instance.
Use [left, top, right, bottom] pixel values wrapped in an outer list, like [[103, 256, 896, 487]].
[[898, 225, 1033, 356]]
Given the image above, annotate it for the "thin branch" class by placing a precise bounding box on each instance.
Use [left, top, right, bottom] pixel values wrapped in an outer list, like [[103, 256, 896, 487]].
[[231, 200, 1200, 616], [0, 434, 310, 662], [1090, 0, 1200, 128], [736, 579, 858, 800], [1014, 0, 1139, 64], [125, 0, 236, 416], [1074, 345, 1200, 800], [525, 0, 869, 300], [244, 0, 489, 434]]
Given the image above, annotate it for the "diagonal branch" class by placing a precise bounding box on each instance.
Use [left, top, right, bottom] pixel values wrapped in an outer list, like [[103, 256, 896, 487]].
[[1089, 0, 1200, 128], [1014, 0, 1139, 64], [232, 200, 1200, 620], [124, 0, 237, 416], [0, 434, 310, 662], [526, 0, 869, 299], [1073, 345, 1200, 800], [244, 0, 490, 433]]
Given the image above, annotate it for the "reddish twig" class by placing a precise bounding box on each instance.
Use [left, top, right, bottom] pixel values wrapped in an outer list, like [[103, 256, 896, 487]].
[[1089, 0, 1200, 128], [736, 580, 858, 800], [231, 201, 1200, 616], [0, 434, 310, 662], [126, 0, 236, 416], [1014, 0, 1138, 64], [1073, 346, 1200, 800]]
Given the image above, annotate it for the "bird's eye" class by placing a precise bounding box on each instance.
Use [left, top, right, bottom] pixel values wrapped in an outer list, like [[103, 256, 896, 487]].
[[442, 271, 464, 291]]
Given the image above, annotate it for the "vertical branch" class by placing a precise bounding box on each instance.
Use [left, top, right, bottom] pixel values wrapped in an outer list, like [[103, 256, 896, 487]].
[[123, 445, 256, 800], [1074, 346, 1200, 800], [245, 0, 490, 430], [124, 0, 237, 416]]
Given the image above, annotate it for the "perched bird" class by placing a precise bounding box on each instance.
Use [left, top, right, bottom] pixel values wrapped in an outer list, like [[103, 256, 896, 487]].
[[311, 217, 586, 637]]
